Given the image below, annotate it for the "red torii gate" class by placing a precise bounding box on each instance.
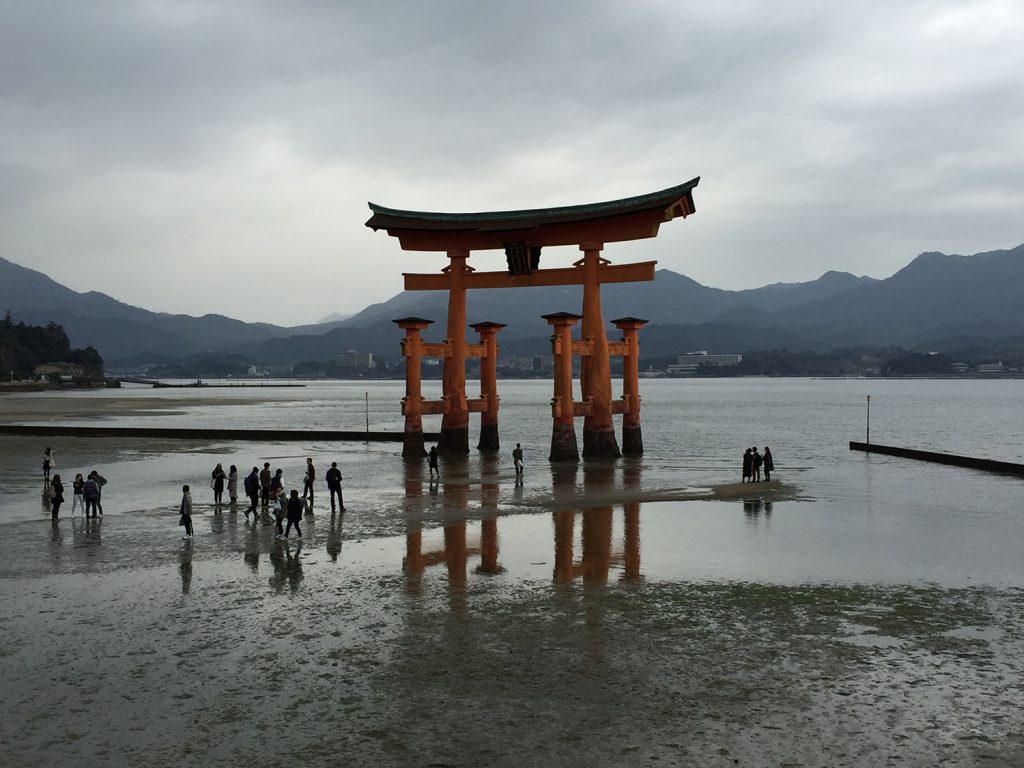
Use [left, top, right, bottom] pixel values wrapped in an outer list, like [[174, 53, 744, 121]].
[[366, 178, 700, 461]]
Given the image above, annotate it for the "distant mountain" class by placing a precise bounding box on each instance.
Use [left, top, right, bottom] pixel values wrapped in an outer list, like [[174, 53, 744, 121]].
[[0, 257, 325, 360], [6, 243, 1024, 366]]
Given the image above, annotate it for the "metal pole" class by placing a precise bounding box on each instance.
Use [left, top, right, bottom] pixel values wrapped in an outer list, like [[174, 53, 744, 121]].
[[866, 394, 871, 444], [365, 391, 370, 436]]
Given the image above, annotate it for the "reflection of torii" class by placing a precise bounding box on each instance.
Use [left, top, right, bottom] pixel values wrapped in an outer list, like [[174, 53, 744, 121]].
[[368, 178, 700, 461]]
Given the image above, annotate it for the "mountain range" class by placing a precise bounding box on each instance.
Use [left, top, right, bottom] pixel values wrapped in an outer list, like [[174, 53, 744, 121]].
[[2, 243, 1022, 365]]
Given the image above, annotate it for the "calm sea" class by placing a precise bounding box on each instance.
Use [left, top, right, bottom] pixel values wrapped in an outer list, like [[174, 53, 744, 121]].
[[3, 378, 1023, 586]]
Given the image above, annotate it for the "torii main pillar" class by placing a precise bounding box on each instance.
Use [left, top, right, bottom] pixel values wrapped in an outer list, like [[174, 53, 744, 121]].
[[579, 243, 619, 459]]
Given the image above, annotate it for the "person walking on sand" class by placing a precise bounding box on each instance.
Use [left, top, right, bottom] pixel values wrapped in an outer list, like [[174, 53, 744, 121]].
[[285, 489, 303, 539], [42, 447, 55, 483], [49, 475, 64, 519], [751, 446, 763, 482], [270, 468, 284, 500], [71, 472, 85, 516], [763, 446, 774, 482], [302, 458, 315, 502], [227, 465, 239, 506], [272, 489, 287, 539], [428, 446, 439, 479], [179, 484, 194, 539], [259, 462, 272, 508], [211, 463, 227, 507], [742, 448, 752, 483], [325, 461, 344, 512], [512, 442, 528, 479], [244, 466, 260, 518]]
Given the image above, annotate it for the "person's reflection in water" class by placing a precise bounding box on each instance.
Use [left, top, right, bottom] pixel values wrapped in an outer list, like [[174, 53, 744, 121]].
[[326, 510, 343, 563], [48, 519, 64, 565], [268, 540, 287, 593], [764, 501, 773, 520], [743, 498, 764, 523], [243, 525, 260, 574], [83, 516, 102, 547], [209, 511, 225, 535], [284, 540, 304, 593], [179, 541, 193, 594]]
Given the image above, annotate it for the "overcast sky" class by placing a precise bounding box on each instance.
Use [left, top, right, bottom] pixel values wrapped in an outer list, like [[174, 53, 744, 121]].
[[1, 1, 1022, 326]]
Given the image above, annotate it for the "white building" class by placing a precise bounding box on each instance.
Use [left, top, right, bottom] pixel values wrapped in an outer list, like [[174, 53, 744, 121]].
[[667, 350, 742, 375]]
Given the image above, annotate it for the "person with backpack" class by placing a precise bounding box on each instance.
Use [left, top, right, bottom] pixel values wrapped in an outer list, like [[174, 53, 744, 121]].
[[243, 466, 260, 518], [512, 443, 524, 477], [325, 461, 344, 512]]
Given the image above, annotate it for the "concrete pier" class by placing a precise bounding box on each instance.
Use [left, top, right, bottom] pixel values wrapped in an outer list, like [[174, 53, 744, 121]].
[[849, 441, 1024, 477]]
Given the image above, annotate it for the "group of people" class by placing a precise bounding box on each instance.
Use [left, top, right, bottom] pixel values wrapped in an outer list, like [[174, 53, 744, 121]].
[[426, 442, 525, 481], [741, 446, 774, 483], [179, 457, 346, 541], [43, 448, 108, 520]]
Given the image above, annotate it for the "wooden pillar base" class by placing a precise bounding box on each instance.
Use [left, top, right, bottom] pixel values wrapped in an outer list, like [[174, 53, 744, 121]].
[[403, 428, 426, 459], [438, 426, 469, 455], [549, 422, 579, 463], [477, 422, 499, 452], [622, 425, 643, 457], [583, 427, 621, 460]]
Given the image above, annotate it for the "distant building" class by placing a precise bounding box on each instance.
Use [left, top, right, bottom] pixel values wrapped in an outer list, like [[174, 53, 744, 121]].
[[667, 350, 742, 376], [335, 350, 375, 369], [977, 362, 1004, 374], [34, 362, 86, 379], [950, 362, 969, 374]]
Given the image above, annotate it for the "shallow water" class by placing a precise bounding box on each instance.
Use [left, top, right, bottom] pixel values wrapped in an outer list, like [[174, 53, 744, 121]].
[[2, 379, 1023, 765]]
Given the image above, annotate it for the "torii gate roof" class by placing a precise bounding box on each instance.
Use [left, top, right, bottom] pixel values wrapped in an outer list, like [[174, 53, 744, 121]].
[[365, 177, 699, 252]]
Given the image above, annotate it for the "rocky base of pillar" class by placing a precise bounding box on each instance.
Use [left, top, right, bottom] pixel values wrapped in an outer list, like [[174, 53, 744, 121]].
[[477, 423, 499, 452], [438, 426, 470, 455], [583, 428, 622, 460], [549, 423, 579, 462], [622, 425, 643, 456], [402, 430, 426, 459]]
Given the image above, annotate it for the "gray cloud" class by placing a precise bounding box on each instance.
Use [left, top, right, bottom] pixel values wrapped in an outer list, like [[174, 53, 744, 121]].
[[0, 0, 1021, 325]]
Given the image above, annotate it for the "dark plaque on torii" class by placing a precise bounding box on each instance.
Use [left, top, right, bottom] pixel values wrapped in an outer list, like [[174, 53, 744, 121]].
[[504, 242, 541, 276]]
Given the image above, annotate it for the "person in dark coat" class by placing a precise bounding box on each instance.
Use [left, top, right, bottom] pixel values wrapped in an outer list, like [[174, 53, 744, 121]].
[[259, 462, 272, 508], [325, 461, 344, 512], [742, 448, 752, 483], [83, 475, 100, 518], [285, 489, 303, 539], [428, 446, 439, 479], [243, 466, 260, 518], [751, 447, 763, 482], [50, 475, 64, 519], [302, 458, 315, 502], [211, 463, 226, 506], [763, 447, 775, 481]]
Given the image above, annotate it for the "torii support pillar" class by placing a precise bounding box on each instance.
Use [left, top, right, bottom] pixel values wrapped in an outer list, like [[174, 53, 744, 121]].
[[393, 316, 433, 459], [579, 244, 621, 460], [470, 321, 505, 452], [612, 316, 647, 456], [439, 249, 471, 455], [543, 312, 581, 463]]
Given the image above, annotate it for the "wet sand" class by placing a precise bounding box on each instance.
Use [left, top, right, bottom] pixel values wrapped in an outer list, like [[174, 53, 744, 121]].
[[1, 507, 1022, 767]]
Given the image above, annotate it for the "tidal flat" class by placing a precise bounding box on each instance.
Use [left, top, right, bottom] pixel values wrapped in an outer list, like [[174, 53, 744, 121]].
[[2, 379, 1023, 765]]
